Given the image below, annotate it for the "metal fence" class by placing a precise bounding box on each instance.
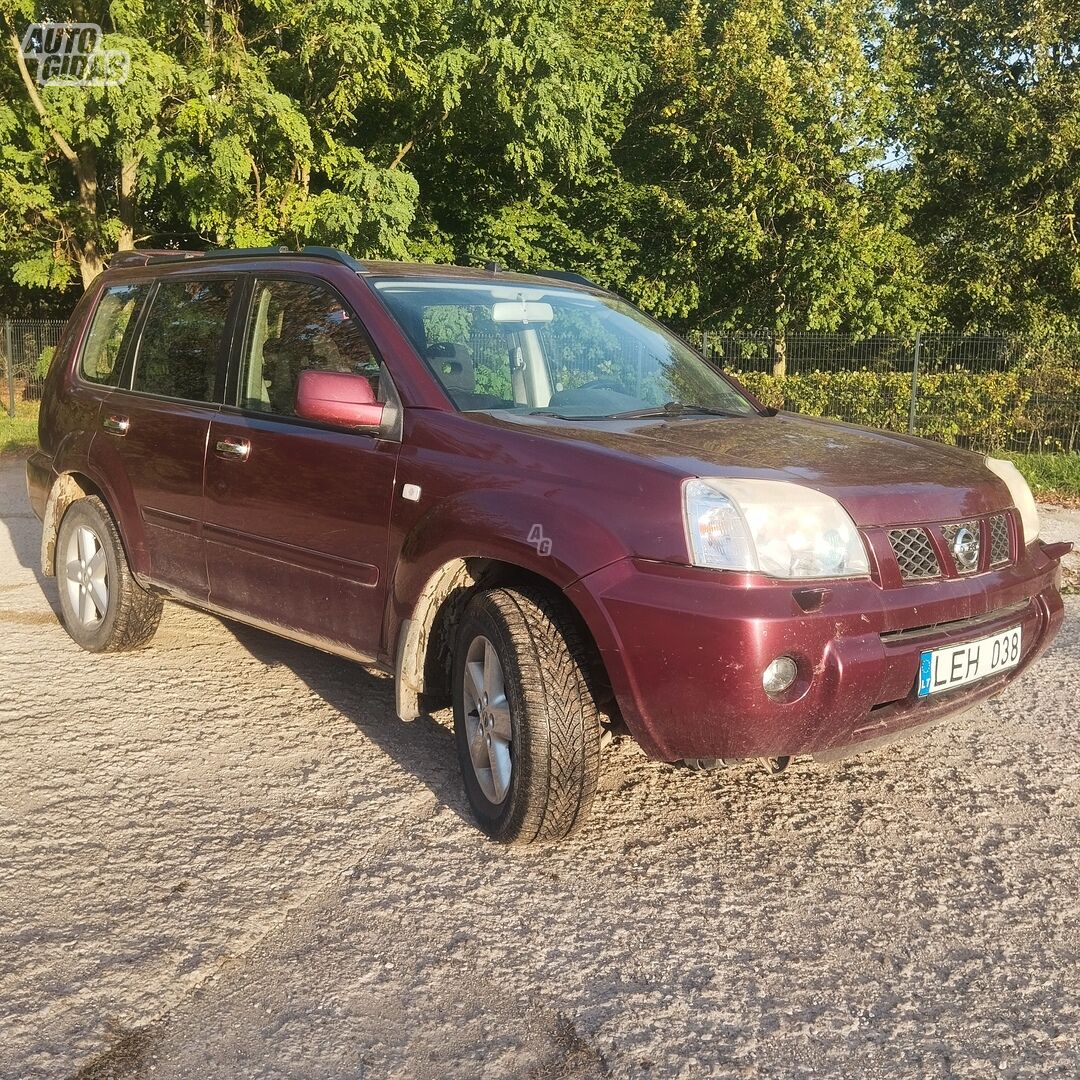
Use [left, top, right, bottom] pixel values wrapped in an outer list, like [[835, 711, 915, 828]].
[[695, 330, 1080, 452], [696, 330, 1038, 376], [3, 319, 1078, 453], [1, 318, 66, 418]]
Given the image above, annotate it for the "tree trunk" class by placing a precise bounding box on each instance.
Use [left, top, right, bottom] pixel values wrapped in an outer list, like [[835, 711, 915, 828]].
[[771, 332, 787, 378], [10, 31, 104, 288], [118, 156, 138, 251], [76, 146, 105, 288]]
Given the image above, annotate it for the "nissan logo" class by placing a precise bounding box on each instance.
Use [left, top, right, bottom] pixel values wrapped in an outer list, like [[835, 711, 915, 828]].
[[952, 526, 980, 571]]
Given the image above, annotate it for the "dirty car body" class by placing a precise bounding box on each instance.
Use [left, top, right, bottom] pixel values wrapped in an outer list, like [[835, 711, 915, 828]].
[[26, 247, 1072, 841]]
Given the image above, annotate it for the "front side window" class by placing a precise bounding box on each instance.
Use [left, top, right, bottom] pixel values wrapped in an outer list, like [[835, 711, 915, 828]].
[[80, 284, 149, 386], [132, 278, 235, 402], [373, 279, 755, 418], [238, 278, 381, 416]]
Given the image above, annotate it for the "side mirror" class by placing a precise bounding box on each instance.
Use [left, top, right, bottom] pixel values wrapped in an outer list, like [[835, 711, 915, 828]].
[[295, 370, 385, 429]]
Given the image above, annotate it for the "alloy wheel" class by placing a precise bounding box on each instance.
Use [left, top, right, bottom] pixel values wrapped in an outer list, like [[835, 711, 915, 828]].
[[63, 525, 109, 626], [461, 634, 513, 803]]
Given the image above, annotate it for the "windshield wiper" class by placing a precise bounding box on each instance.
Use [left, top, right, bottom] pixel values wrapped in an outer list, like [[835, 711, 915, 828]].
[[529, 401, 750, 421], [528, 410, 614, 420], [606, 401, 747, 420]]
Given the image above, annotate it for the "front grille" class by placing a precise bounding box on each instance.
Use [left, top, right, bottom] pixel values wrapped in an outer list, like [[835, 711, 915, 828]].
[[941, 520, 981, 573], [889, 528, 941, 580], [989, 513, 1011, 565]]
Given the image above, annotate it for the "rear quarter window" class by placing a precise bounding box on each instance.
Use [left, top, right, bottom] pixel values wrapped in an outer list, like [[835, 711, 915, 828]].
[[79, 283, 150, 385]]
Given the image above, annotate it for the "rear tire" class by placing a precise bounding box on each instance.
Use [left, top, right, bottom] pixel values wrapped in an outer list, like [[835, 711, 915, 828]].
[[452, 586, 602, 844], [55, 496, 163, 652]]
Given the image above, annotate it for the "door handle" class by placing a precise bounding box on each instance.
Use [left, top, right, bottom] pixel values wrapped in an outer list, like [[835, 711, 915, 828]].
[[102, 414, 130, 436], [214, 437, 251, 460]]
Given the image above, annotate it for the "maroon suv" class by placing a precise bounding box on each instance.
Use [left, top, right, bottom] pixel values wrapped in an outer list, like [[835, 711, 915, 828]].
[[27, 247, 1072, 843]]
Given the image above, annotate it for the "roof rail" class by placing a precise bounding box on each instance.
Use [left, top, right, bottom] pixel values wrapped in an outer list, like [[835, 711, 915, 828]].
[[298, 246, 366, 272], [107, 245, 365, 272], [108, 250, 205, 268], [531, 269, 601, 289]]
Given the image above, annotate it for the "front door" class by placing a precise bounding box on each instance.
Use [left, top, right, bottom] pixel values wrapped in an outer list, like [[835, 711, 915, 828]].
[[202, 276, 400, 659]]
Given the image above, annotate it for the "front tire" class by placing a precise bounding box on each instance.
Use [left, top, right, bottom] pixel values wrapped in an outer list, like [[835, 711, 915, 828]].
[[452, 586, 602, 844], [55, 496, 163, 652]]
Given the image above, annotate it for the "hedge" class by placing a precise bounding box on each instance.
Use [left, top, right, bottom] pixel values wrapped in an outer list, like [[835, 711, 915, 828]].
[[728, 366, 1080, 453]]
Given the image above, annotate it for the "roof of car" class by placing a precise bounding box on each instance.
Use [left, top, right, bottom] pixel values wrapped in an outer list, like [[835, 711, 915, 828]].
[[359, 260, 597, 289], [106, 247, 602, 292]]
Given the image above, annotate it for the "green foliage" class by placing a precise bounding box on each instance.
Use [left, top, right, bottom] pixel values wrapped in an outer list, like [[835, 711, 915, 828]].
[[597, 0, 931, 333], [897, 0, 1080, 335], [35, 344, 54, 379], [0, 399, 39, 454], [0, 0, 1079, 343], [731, 366, 1080, 452], [1005, 452, 1080, 503]]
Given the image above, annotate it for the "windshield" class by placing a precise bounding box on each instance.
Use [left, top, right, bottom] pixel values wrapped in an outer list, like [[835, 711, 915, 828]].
[[372, 278, 755, 418]]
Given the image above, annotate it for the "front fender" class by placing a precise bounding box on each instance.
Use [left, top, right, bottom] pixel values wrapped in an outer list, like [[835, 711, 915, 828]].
[[390, 490, 626, 617], [386, 487, 630, 657]]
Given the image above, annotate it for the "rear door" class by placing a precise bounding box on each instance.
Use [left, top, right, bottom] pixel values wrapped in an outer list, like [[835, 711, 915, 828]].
[[202, 275, 400, 659], [89, 275, 239, 599]]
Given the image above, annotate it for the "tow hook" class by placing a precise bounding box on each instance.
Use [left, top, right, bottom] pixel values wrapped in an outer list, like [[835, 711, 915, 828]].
[[761, 756, 791, 776]]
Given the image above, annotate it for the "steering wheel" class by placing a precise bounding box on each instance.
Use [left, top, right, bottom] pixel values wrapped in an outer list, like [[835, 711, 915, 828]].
[[574, 378, 624, 393]]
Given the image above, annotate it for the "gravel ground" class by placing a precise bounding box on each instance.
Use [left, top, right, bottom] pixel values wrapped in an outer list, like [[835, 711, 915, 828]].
[[2, 458, 1078, 1080]]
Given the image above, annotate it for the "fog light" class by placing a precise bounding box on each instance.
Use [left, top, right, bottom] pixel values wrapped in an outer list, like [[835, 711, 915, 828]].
[[763, 656, 798, 695]]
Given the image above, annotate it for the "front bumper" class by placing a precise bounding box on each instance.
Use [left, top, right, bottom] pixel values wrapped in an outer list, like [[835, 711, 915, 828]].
[[566, 541, 1068, 762]]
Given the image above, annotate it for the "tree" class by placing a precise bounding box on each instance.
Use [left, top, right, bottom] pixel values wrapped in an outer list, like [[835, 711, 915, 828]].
[[897, 0, 1080, 336], [389, 0, 651, 271], [597, 0, 931, 338], [0, 0, 427, 288], [1, 0, 646, 299], [1, 1, 182, 289]]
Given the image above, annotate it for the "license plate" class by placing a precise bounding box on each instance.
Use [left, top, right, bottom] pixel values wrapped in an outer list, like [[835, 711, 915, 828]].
[[917, 625, 1022, 698]]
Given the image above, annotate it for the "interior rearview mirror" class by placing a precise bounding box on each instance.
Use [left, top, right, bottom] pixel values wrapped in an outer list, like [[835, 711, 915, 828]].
[[490, 300, 554, 325]]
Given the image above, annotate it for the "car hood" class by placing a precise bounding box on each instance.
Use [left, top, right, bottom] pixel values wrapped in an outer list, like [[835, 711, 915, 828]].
[[489, 411, 1011, 527]]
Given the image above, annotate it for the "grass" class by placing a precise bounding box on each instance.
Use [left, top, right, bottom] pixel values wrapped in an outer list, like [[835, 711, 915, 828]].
[[0, 400, 40, 456], [1006, 452, 1080, 506]]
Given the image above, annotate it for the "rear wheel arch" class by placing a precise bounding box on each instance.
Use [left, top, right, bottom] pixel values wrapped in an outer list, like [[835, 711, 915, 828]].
[[42, 469, 145, 581], [393, 556, 611, 723], [41, 472, 102, 577]]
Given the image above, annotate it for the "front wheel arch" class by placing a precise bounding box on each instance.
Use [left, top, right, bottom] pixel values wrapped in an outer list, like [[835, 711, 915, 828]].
[[393, 557, 613, 725]]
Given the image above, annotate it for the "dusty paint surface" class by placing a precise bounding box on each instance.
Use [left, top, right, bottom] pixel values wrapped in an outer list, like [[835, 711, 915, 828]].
[[1, 459, 1078, 1079]]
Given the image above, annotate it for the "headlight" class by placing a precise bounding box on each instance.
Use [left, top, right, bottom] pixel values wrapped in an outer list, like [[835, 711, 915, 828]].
[[683, 478, 869, 578], [985, 457, 1040, 544]]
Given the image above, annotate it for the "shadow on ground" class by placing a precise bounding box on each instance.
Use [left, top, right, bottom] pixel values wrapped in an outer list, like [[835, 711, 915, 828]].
[[0, 455, 60, 617], [216, 614, 471, 827]]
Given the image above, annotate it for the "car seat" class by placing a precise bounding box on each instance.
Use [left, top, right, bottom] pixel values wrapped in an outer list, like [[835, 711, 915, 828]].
[[261, 338, 307, 414]]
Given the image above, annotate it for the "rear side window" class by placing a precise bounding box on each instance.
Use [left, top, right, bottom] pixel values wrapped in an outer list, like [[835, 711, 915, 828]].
[[132, 279, 235, 402], [80, 284, 149, 385]]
